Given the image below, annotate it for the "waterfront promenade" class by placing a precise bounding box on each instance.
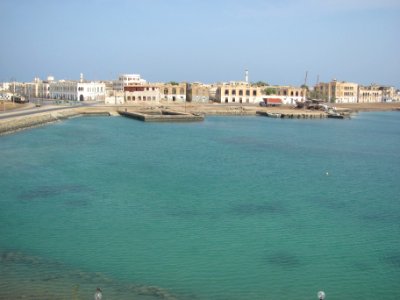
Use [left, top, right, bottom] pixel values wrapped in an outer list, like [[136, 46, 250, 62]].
[[0, 102, 399, 136]]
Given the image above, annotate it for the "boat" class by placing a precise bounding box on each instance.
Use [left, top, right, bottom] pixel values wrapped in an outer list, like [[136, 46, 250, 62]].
[[267, 112, 282, 118], [327, 113, 344, 119]]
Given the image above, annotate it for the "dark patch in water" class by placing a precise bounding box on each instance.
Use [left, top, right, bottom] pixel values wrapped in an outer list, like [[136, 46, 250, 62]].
[[352, 260, 374, 272], [231, 201, 287, 216], [382, 253, 400, 269], [360, 211, 399, 224], [64, 199, 89, 207], [266, 252, 302, 268], [167, 209, 202, 218], [19, 184, 92, 201]]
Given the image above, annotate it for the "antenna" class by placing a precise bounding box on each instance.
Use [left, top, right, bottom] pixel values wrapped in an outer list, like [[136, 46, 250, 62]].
[[304, 71, 308, 86]]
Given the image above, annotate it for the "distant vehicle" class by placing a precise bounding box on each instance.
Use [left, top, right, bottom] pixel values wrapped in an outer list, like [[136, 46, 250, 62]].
[[260, 98, 283, 107], [11, 95, 28, 103]]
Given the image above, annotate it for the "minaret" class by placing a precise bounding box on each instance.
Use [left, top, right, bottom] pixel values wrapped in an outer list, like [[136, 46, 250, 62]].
[[80, 73, 84, 83], [245, 69, 249, 84]]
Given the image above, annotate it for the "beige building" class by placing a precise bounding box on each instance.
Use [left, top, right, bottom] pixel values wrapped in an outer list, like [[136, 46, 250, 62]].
[[186, 83, 210, 103], [215, 82, 263, 104], [266, 85, 307, 105], [314, 80, 358, 103], [157, 82, 187, 102], [358, 86, 383, 103], [124, 84, 161, 103]]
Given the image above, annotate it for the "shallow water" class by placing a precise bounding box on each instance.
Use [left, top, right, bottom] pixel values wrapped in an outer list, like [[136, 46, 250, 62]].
[[0, 112, 399, 299]]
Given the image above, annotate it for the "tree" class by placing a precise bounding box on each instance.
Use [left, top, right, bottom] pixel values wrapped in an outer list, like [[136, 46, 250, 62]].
[[263, 87, 277, 95], [253, 81, 269, 87], [167, 81, 179, 86]]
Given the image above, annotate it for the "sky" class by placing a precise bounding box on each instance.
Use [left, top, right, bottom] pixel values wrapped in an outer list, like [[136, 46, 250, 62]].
[[1, 0, 399, 87]]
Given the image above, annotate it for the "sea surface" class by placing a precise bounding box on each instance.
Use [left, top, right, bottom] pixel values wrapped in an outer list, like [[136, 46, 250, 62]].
[[0, 112, 399, 299]]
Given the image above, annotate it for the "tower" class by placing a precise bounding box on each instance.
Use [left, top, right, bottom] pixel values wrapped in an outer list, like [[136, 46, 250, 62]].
[[245, 69, 249, 84], [80, 73, 84, 83]]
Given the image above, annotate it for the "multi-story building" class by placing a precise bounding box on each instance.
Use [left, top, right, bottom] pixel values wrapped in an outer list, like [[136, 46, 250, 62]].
[[215, 82, 263, 104], [158, 82, 187, 102], [124, 84, 161, 103], [314, 80, 358, 103], [113, 74, 146, 91], [49, 74, 106, 101], [186, 82, 210, 103], [358, 85, 383, 103], [264, 85, 307, 105]]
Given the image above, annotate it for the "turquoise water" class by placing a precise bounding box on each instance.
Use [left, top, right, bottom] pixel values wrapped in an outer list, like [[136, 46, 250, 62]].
[[0, 112, 399, 299]]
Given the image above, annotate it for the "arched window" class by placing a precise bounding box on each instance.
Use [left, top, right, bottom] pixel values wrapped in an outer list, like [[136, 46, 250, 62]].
[[164, 88, 168, 94], [172, 88, 177, 94]]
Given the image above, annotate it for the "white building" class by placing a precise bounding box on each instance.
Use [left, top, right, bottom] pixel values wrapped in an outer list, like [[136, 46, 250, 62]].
[[113, 74, 146, 91], [49, 74, 105, 101]]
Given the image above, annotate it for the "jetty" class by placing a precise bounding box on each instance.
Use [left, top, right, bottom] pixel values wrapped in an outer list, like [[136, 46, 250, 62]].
[[118, 109, 204, 122], [256, 110, 327, 119]]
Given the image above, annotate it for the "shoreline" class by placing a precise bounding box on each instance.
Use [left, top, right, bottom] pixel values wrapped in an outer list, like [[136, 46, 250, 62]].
[[0, 102, 399, 136]]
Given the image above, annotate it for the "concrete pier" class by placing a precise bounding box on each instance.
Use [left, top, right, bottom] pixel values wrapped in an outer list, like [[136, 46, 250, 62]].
[[256, 110, 327, 119], [118, 109, 204, 122]]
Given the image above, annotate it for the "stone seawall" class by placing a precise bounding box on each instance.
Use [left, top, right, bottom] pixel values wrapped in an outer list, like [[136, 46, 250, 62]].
[[0, 110, 81, 136]]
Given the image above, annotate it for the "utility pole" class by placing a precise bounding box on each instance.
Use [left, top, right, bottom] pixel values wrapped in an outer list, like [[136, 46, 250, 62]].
[[304, 71, 308, 86]]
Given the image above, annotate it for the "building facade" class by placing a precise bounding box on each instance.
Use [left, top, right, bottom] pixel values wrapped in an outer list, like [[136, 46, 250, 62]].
[[113, 74, 146, 91], [124, 85, 161, 103], [314, 80, 358, 103], [158, 82, 187, 102], [186, 83, 210, 103], [215, 82, 263, 104], [265, 85, 307, 105], [358, 85, 383, 103], [50, 75, 106, 101]]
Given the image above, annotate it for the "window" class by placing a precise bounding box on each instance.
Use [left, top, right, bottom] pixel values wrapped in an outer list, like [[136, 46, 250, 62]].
[[239, 90, 243, 96], [172, 88, 177, 94], [246, 90, 250, 96], [232, 97, 235, 102], [225, 98, 228, 103], [164, 88, 168, 94], [232, 90, 236, 95], [180, 88, 184, 94], [253, 90, 257, 96], [225, 89, 229, 95]]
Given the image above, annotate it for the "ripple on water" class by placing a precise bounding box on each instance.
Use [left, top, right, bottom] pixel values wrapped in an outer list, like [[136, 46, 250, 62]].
[[231, 201, 288, 216], [18, 184, 93, 201], [265, 251, 302, 269]]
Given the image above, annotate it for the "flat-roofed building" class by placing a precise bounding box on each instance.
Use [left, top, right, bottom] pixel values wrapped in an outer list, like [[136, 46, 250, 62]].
[[358, 85, 383, 103], [113, 74, 146, 91], [124, 84, 161, 103], [314, 80, 358, 103], [186, 83, 210, 103], [265, 85, 307, 105], [215, 82, 262, 104], [49, 74, 105, 101], [158, 82, 187, 102]]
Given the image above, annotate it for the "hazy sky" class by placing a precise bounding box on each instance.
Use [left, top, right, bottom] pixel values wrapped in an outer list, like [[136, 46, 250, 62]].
[[1, 0, 399, 87]]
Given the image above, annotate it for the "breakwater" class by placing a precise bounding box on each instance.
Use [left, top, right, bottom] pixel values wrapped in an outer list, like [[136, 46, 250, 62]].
[[0, 109, 116, 136], [118, 109, 204, 122]]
